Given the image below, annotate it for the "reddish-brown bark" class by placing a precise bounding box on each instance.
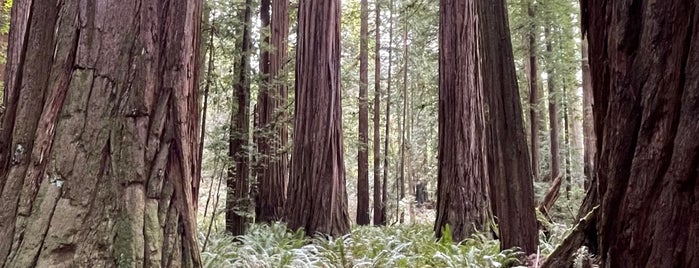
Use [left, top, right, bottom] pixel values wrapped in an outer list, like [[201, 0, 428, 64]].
[[479, 0, 538, 253], [0, 0, 203, 266], [227, 0, 252, 236], [285, 0, 350, 236], [255, 0, 289, 224], [581, 38, 595, 190], [435, 0, 491, 241], [583, 1, 699, 266], [527, 1, 540, 180], [545, 28, 560, 182]]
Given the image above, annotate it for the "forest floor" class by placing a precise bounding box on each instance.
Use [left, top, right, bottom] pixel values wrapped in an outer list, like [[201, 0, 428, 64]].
[[196, 180, 587, 267]]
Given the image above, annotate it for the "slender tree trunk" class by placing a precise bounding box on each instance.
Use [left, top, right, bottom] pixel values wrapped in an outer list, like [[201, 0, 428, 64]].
[[199, 20, 215, 191], [356, 0, 370, 226], [255, 0, 289, 223], [479, 0, 538, 253], [583, 1, 699, 266], [0, 1, 203, 266], [398, 23, 409, 224], [382, 0, 394, 224], [545, 28, 560, 182], [563, 84, 572, 198], [372, 0, 384, 226], [285, 0, 350, 236], [527, 1, 540, 180], [581, 37, 595, 190], [226, 0, 252, 236], [435, 0, 491, 242]]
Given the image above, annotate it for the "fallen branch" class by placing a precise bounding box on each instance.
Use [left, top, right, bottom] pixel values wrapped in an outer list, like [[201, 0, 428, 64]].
[[540, 205, 599, 268]]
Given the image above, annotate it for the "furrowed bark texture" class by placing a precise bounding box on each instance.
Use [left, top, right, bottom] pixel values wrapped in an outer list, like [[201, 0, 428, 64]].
[[582, 1, 699, 266], [285, 0, 350, 236], [435, 0, 491, 241], [581, 38, 595, 190], [356, 0, 370, 226], [478, 0, 538, 253], [226, 0, 252, 236], [255, 0, 289, 223], [372, 0, 384, 226], [0, 0, 203, 267]]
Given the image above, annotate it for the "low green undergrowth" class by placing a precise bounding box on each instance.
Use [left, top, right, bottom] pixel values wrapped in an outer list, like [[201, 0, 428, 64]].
[[200, 223, 523, 268]]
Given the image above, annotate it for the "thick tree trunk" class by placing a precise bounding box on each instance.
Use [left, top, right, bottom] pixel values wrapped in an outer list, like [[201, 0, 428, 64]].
[[527, 1, 540, 180], [255, 0, 290, 223], [227, 0, 252, 236], [545, 28, 560, 182], [435, 0, 491, 242], [285, 0, 350, 236], [372, 0, 384, 226], [582, 1, 699, 266], [0, 1, 203, 266], [356, 0, 370, 226], [382, 0, 394, 225], [479, 0, 538, 253], [581, 38, 595, 190]]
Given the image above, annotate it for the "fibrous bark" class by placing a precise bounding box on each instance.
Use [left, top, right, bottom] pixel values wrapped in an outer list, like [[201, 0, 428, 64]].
[[356, 0, 370, 226], [285, 0, 350, 237], [435, 0, 491, 241], [582, 1, 699, 266], [227, 0, 252, 236], [581, 38, 595, 190], [479, 0, 538, 253], [255, 0, 289, 224], [0, 0, 203, 266]]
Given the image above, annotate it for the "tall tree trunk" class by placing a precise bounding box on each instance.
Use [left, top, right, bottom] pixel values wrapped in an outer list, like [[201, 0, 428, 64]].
[[398, 23, 409, 224], [583, 1, 699, 266], [581, 37, 595, 190], [199, 19, 215, 190], [382, 0, 394, 224], [285, 0, 350, 236], [527, 1, 540, 180], [254, 0, 290, 223], [545, 27, 560, 182], [479, 0, 538, 253], [227, 0, 252, 236], [254, 0, 289, 223], [563, 84, 572, 198], [372, 0, 384, 226], [0, 1, 203, 266], [435, 0, 491, 242], [356, 0, 370, 226]]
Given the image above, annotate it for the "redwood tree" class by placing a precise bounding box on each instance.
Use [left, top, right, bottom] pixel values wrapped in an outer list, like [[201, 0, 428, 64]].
[[285, 0, 350, 236], [435, 0, 491, 241], [583, 0, 699, 266], [479, 0, 538, 253], [527, 1, 540, 180], [255, 0, 289, 223], [581, 38, 595, 190], [227, 0, 252, 235], [0, 0, 202, 266], [356, 0, 370, 226], [372, 0, 384, 226]]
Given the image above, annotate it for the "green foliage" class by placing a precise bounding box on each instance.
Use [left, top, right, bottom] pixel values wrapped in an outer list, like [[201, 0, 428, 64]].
[[200, 223, 524, 268]]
